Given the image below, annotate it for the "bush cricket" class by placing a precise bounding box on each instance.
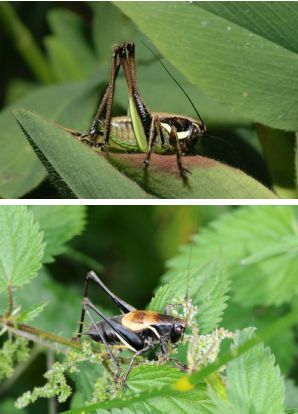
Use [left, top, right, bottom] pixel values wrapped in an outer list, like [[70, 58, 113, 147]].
[[75, 271, 189, 383], [65, 42, 207, 177]]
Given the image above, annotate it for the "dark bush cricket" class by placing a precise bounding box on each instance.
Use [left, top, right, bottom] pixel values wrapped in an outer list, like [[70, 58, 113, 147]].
[[75, 271, 188, 383]]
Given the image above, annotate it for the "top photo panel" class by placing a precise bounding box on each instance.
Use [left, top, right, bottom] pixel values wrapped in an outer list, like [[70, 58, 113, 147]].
[[0, 2, 297, 200]]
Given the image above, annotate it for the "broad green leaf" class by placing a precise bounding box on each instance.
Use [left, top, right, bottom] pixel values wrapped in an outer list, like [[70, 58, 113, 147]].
[[199, 2, 298, 54], [109, 153, 277, 199], [13, 109, 150, 199], [117, 2, 298, 131], [0, 80, 99, 198], [256, 124, 296, 198], [223, 303, 296, 374], [165, 206, 298, 307], [150, 261, 230, 334], [0, 206, 44, 292], [30, 205, 87, 263], [125, 366, 213, 414], [209, 328, 285, 414]]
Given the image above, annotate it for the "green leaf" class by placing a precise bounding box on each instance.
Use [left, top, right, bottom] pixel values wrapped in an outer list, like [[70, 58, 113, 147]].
[[165, 206, 298, 307], [0, 206, 44, 292], [15, 303, 47, 324], [223, 303, 296, 374], [0, 80, 99, 198], [13, 109, 150, 199], [46, 8, 96, 80], [209, 328, 285, 414], [30, 205, 87, 263], [150, 261, 230, 334], [125, 366, 213, 414], [109, 153, 277, 199], [256, 124, 296, 198], [3, 268, 82, 337], [117, 2, 298, 131]]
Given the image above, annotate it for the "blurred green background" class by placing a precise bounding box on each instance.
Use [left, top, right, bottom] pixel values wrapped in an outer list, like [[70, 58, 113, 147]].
[[0, 1, 279, 199]]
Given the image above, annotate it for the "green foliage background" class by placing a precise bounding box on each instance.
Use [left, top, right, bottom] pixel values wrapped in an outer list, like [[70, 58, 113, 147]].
[[0, 205, 298, 413], [0, 2, 297, 198]]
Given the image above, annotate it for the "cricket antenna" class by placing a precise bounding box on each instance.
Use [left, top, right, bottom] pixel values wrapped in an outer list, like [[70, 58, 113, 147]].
[[184, 206, 199, 325], [142, 40, 205, 128]]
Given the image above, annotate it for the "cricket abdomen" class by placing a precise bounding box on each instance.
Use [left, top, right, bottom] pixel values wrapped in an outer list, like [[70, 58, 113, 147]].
[[109, 116, 139, 151]]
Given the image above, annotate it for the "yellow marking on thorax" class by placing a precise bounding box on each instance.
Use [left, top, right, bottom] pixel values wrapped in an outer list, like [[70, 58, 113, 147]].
[[122, 310, 161, 333]]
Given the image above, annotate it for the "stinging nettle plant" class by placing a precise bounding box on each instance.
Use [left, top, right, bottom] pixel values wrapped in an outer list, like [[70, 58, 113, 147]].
[[0, 205, 298, 413]]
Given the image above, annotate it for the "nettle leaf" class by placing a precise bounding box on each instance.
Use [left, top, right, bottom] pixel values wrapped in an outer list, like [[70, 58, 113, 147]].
[[0, 206, 44, 292], [117, 2, 298, 131], [124, 365, 213, 414], [209, 328, 285, 414], [30, 205, 87, 263], [164, 206, 298, 307], [13, 109, 150, 199], [150, 261, 230, 334]]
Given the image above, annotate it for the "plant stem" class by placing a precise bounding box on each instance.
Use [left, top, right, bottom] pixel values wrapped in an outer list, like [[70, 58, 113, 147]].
[[0, 315, 81, 351], [0, 2, 55, 84], [5, 283, 14, 317]]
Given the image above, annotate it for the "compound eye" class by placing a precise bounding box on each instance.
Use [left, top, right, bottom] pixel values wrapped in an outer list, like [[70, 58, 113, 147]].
[[174, 323, 184, 335]]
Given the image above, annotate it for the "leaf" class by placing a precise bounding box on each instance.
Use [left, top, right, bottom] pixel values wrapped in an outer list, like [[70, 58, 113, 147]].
[[0, 206, 44, 292], [1, 268, 82, 337], [117, 2, 298, 131], [150, 261, 230, 334], [223, 303, 296, 374], [164, 206, 298, 307], [209, 328, 285, 414], [13, 109, 150, 199], [125, 366, 213, 414], [109, 153, 277, 199], [15, 303, 47, 324], [0, 80, 100, 198], [29, 205, 87, 263], [45, 9, 96, 81], [256, 124, 297, 198]]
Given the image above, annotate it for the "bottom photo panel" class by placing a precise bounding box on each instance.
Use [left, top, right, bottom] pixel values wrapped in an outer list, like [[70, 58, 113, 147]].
[[0, 205, 297, 414]]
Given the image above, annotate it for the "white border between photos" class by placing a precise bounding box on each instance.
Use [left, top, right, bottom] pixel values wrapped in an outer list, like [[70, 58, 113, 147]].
[[2, 199, 298, 206]]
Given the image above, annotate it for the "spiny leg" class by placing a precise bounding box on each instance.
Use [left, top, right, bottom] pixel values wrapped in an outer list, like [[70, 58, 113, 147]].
[[169, 126, 191, 177], [82, 297, 121, 377], [143, 116, 163, 169], [122, 344, 153, 384], [88, 48, 121, 144]]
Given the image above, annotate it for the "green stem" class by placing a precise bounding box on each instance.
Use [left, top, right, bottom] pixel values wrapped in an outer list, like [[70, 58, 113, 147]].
[[0, 2, 55, 84], [0, 315, 81, 351]]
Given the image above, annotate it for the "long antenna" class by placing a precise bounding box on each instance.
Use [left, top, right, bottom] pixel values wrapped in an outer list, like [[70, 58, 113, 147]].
[[142, 41, 205, 128], [185, 206, 199, 324]]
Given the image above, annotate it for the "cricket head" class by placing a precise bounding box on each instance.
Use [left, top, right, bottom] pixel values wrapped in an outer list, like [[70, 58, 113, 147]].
[[170, 317, 187, 343]]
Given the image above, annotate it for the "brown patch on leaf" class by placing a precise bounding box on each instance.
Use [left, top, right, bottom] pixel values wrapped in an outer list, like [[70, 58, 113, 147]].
[[107, 153, 216, 176]]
